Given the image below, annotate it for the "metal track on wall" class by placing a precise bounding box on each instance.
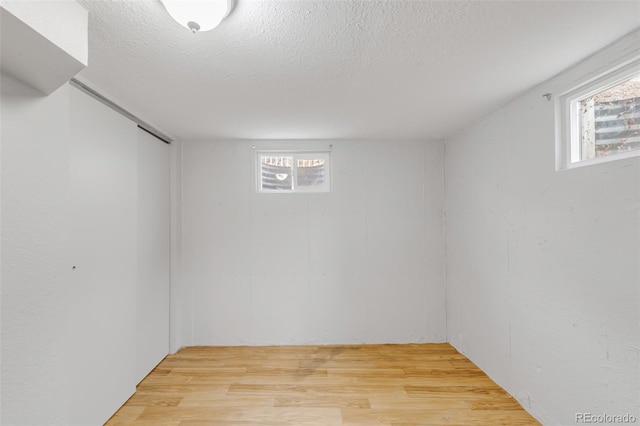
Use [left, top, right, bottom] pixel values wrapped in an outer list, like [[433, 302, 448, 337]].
[[69, 78, 173, 144]]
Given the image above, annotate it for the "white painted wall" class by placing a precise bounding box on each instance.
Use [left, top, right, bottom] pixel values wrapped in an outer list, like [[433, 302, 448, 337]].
[[1, 73, 72, 425], [179, 140, 445, 346], [0, 0, 88, 63], [445, 31, 640, 425], [1, 76, 171, 425]]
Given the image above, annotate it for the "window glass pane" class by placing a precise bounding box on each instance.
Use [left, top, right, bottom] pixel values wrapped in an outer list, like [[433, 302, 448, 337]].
[[296, 157, 326, 189], [260, 155, 293, 191], [579, 73, 640, 161]]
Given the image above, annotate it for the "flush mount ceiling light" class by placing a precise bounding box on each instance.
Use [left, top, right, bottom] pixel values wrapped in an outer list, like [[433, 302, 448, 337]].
[[160, 0, 234, 33]]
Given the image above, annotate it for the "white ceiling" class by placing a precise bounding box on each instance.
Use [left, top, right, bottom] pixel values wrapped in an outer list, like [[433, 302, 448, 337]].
[[77, 0, 640, 141]]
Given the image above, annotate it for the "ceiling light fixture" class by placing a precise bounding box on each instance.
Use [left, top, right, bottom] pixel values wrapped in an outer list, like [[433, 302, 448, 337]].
[[160, 0, 234, 33]]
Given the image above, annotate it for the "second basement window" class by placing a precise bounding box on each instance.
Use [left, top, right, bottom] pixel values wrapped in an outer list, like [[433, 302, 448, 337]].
[[558, 59, 640, 169], [257, 152, 331, 193]]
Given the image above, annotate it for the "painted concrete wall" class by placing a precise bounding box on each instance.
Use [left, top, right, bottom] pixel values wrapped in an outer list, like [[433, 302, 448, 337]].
[[1, 76, 171, 425], [444, 31, 640, 425], [179, 140, 445, 346]]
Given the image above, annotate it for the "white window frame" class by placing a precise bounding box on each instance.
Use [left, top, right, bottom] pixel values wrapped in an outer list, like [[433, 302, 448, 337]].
[[556, 57, 640, 170], [256, 150, 331, 193]]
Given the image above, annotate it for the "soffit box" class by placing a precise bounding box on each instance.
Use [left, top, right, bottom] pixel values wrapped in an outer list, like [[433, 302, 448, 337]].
[[1, 0, 88, 95]]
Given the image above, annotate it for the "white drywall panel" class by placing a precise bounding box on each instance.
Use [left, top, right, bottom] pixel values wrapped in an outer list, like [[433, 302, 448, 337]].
[[0, 0, 88, 63], [1, 73, 72, 425], [180, 140, 445, 346], [136, 129, 171, 382], [67, 85, 138, 425], [445, 31, 640, 425]]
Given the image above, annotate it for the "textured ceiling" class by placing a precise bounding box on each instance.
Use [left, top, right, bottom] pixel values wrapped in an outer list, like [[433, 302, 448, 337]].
[[77, 0, 640, 141]]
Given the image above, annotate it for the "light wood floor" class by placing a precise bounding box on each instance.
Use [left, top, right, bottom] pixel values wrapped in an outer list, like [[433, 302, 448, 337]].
[[105, 343, 540, 425]]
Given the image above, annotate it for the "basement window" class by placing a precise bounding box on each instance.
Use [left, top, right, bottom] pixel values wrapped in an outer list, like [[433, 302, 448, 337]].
[[257, 152, 331, 193], [557, 59, 640, 169]]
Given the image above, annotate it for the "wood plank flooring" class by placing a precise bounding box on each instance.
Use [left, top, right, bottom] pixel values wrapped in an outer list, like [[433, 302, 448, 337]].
[[105, 343, 540, 425]]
